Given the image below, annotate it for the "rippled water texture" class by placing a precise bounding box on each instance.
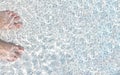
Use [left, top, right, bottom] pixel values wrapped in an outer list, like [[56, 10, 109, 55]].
[[0, 0, 119, 75]]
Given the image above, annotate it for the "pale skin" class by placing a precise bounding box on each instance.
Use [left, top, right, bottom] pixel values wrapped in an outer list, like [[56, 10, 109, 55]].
[[0, 10, 24, 62]]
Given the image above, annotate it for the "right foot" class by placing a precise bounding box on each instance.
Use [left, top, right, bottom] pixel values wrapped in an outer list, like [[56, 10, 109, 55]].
[[0, 40, 24, 62], [0, 10, 22, 29]]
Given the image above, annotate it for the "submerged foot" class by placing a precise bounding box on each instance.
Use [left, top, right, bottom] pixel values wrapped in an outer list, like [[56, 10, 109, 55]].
[[0, 10, 22, 29], [0, 10, 24, 62], [0, 40, 24, 62]]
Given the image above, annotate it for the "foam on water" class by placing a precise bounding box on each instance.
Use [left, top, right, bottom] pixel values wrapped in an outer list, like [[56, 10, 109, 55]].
[[0, 0, 119, 75]]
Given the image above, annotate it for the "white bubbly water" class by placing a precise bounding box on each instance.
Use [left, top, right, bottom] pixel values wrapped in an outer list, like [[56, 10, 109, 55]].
[[0, 0, 119, 75]]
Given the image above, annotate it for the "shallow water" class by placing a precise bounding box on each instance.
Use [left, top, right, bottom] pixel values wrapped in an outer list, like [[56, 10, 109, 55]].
[[0, 0, 119, 75]]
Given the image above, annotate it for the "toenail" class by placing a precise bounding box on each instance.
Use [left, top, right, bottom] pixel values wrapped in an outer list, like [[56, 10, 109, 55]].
[[7, 59, 14, 62], [13, 22, 22, 29], [15, 51, 20, 55], [14, 56, 17, 58], [11, 14, 15, 16], [15, 16, 20, 20], [16, 24, 21, 28], [18, 46, 24, 51]]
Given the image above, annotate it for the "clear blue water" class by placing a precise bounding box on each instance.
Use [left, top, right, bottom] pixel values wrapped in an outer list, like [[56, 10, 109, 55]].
[[0, 0, 119, 75]]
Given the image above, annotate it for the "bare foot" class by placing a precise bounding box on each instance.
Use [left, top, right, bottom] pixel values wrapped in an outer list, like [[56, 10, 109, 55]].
[[0, 10, 24, 62], [0, 10, 22, 29], [0, 39, 24, 62]]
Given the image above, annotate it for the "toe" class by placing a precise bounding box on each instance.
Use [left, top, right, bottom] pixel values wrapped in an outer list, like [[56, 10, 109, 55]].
[[17, 45, 24, 50], [14, 16, 20, 21], [7, 57, 17, 62], [15, 46, 24, 55], [9, 12, 18, 22], [14, 45, 24, 54], [7, 11, 19, 22], [14, 22, 22, 28], [7, 55, 18, 62], [9, 11, 14, 16], [6, 11, 15, 18], [5, 10, 11, 14], [7, 48, 23, 62], [8, 22, 22, 29]]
